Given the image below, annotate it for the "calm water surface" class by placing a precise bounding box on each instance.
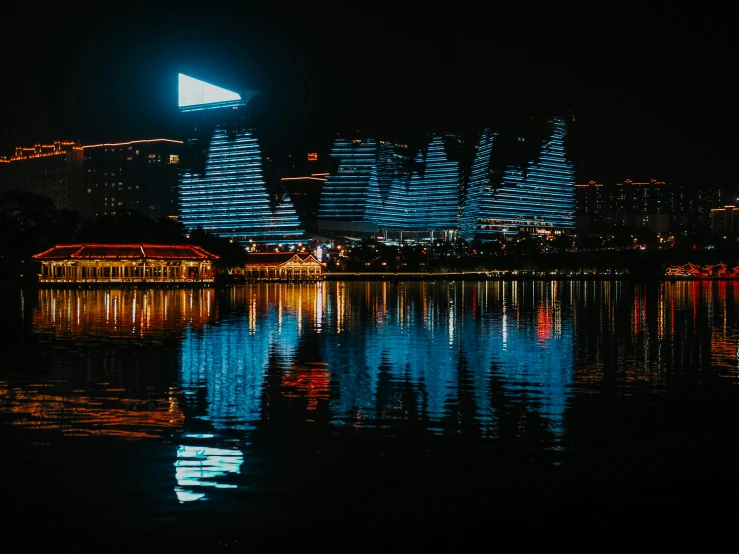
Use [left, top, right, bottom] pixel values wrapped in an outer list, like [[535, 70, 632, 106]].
[[1, 281, 738, 551]]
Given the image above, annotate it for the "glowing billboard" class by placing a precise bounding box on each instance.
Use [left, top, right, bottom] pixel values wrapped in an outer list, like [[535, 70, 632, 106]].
[[178, 73, 241, 108]]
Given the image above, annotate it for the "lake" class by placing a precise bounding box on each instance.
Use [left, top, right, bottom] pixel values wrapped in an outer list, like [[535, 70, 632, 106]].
[[1, 280, 738, 552]]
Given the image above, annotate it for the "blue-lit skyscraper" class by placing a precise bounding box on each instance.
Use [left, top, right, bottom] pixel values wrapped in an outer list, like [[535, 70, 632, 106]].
[[368, 173, 414, 230], [375, 141, 399, 199], [459, 129, 497, 240], [177, 73, 304, 246], [316, 137, 379, 236], [413, 134, 460, 231], [361, 134, 461, 238], [470, 117, 575, 238]]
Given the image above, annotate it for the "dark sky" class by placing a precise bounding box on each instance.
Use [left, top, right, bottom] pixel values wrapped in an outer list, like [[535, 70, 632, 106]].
[[2, 4, 738, 186]]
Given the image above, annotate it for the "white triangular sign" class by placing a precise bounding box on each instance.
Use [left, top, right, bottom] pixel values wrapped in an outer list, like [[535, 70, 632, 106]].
[[178, 73, 241, 107]]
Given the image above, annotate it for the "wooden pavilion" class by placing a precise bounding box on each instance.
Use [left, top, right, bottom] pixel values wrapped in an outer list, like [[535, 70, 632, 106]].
[[244, 252, 324, 281], [32, 243, 219, 284]]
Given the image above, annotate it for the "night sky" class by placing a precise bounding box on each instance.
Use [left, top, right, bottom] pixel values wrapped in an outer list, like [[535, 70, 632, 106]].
[[2, 5, 737, 187]]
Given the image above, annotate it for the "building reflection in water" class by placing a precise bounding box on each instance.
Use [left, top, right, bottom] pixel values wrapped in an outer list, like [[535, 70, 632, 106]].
[[573, 280, 739, 392], [179, 284, 326, 431], [32, 287, 215, 338], [319, 281, 573, 436], [174, 438, 243, 503], [6, 279, 739, 505], [1, 288, 221, 438], [173, 281, 574, 438]]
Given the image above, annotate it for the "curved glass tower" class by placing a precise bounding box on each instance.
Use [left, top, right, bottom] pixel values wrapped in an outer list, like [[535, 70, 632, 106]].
[[177, 73, 304, 246], [365, 134, 461, 234], [474, 117, 575, 238], [371, 174, 414, 229], [459, 129, 497, 240], [414, 134, 460, 231], [317, 138, 378, 222]]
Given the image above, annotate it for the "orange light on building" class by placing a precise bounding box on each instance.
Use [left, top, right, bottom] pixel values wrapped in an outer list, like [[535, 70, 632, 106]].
[[82, 138, 184, 149], [307, 152, 318, 161]]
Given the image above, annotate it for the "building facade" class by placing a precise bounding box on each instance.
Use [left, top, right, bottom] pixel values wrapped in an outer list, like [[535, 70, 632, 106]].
[[32, 243, 219, 284], [459, 129, 497, 240], [366, 134, 461, 241], [83, 138, 182, 220], [243, 252, 324, 280], [280, 173, 328, 234], [574, 178, 720, 234], [317, 137, 379, 236], [613, 178, 672, 233], [462, 118, 575, 239], [3, 141, 85, 213], [672, 182, 722, 231], [318, 134, 463, 240], [177, 73, 304, 247], [710, 205, 739, 238], [573, 180, 607, 230]]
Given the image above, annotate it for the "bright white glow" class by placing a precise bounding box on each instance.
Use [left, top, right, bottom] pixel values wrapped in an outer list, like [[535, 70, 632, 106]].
[[178, 73, 241, 107], [174, 445, 243, 502]]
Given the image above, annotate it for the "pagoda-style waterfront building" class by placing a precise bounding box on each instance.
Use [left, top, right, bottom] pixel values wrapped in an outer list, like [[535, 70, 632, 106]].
[[243, 252, 324, 281], [32, 244, 219, 285]]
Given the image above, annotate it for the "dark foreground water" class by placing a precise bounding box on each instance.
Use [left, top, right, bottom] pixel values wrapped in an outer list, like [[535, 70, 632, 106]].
[[1, 280, 738, 552]]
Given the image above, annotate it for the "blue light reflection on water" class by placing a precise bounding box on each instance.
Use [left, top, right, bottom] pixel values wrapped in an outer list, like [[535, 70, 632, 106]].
[[3, 280, 739, 531], [317, 281, 573, 432], [172, 281, 575, 448]]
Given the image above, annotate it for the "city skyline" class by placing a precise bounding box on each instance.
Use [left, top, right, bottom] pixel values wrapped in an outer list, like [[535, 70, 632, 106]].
[[2, 6, 738, 186]]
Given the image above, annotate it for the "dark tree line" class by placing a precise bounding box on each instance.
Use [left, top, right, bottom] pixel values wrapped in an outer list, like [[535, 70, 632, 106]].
[[0, 191, 247, 283]]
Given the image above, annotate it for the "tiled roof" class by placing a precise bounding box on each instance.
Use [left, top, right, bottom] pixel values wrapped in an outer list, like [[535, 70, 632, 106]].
[[295, 252, 321, 264], [141, 244, 217, 260], [72, 245, 145, 259], [245, 252, 323, 267], [31, 244, 85, 260], [245, 253, 299, 266], [32, 244, 219, 261]]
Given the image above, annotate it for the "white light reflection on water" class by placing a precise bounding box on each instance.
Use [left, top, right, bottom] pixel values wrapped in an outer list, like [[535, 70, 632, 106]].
[[174, 444, 243, 503]]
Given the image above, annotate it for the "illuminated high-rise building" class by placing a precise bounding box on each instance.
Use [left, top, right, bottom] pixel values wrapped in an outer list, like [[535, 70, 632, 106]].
[[600, 178, 673, 233], [83, 138, 182, 220], [363, 140, 416, 236], [3, 141, 85, 213], [363, 134, 461, 240], [375, 140, 413, 197], [471, 117, 575, 238], [316, 137, 379, 236], [459, 129, 496, 240], [413, 134, 461, 231], [177, 73, 304, 246], [367, 171, 413, 230], [710, 205, 739, 238], [573, 180, 607, 230]]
